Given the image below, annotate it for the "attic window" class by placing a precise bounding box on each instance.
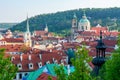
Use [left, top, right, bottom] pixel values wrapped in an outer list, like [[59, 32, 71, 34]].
[[17, 63, 22, 70], [38, 62, 42, 68], [61, 59, 64, 63], [61, 62, 64, 66], [25, 73, 28, 76], [46, 61, 50, 64], [54, 60, 58, 64], [19, 73, 22, 79], [29, 63, 33, 69], [11, 57, 15, 61]]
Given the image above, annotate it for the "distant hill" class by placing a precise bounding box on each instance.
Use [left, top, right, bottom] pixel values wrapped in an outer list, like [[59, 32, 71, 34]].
[[10, 7, 120, 33], [0, 23, 17, 30]]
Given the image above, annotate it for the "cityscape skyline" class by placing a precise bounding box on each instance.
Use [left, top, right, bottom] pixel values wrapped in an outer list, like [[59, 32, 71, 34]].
[[0, 0, 120, 23]]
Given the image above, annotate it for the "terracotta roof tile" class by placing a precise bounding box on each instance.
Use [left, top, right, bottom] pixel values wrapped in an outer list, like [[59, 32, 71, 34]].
[[37, 73, 57, 80]]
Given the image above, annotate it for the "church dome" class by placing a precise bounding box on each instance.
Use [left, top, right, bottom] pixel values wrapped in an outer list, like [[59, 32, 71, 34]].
[[79, 18, 90, 23], [79, 12, 90, 24], [78, 11, 91, 31]]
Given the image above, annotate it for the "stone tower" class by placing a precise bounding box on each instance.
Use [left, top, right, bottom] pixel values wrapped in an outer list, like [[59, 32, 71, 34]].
[[92, 30, 106, 76], [71, 13, 77, 41], [24, 15, 32, 47]]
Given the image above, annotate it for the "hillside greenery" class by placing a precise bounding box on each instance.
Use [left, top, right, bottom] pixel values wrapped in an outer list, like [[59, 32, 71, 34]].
[[0, 23, 17, 29], [10, 7, 120, 33]]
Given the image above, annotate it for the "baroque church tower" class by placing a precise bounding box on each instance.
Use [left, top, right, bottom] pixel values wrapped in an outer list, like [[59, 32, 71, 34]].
[[24, 15, 32, 47], [78, 11, 90, 31], [71, 13, 77, 41]]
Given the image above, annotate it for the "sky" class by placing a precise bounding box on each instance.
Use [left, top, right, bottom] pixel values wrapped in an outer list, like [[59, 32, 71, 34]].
[[0, 0, 120, 23]]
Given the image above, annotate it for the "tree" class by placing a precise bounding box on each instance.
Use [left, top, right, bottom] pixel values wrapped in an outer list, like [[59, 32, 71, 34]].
[[68, 46, 92, 80], [0, 49, 17, 80], [66, 48, 75, 64], [55, 46, 93, 80], [54, 65, 68, 80], [99, 34, 120, 80]]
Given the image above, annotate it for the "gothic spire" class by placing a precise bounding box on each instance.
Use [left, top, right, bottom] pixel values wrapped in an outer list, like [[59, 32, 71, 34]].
[[45, 24, 48, 32], [26, 14, 30, 32]]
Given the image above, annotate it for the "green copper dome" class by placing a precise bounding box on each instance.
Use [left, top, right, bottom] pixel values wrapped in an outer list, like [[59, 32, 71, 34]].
[[79, 18, 89, 23]]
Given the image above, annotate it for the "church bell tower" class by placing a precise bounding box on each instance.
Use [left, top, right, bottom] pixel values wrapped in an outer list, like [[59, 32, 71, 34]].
[[24, 15, 32, 47], [71, 13, 77, 41]]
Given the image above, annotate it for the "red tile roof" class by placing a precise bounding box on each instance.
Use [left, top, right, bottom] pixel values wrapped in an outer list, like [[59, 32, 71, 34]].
[[12, 50, 67, 72], [34, 31, 48, 36], [4, 38, 24, 43], [0, 45, 25, 52], [37, 73, 57, 80]]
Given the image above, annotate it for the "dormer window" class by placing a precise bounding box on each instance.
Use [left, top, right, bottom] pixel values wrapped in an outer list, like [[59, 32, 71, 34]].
[[54, 60, 58, 64], [29, 63, 33, 69], [17, 63, 22, 70], [52, 58, 55, 62], [46, 61, 50, 64], [38, 62, 42, 68], [61, 59, 64, 63], [11, 57, 15, 61], [28, 55, 31, 61], [61, 62, 64, 66]]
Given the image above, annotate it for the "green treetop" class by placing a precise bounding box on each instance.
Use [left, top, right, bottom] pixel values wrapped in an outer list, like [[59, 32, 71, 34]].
[[68, 46, 92, 80], [99, 34, 120, 80], [0, 49, 17, 80], [55, 46, 93, 80]]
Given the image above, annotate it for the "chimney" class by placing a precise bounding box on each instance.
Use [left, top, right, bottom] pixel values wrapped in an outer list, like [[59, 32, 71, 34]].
[[52, 58, 55, 62], [28, 55, 31, 60], [39, 54, 42, 60], [20, 54, 22, 61], [50, 49, 52, 52]]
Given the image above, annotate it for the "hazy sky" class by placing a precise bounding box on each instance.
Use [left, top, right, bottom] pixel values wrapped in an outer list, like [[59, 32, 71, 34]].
[[0, 0, 120, 23]]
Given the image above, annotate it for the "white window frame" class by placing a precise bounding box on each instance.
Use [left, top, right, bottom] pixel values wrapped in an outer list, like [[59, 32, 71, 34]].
[[29, 63, 33, 69]]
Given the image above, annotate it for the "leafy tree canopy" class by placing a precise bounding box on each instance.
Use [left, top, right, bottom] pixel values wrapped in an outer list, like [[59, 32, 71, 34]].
[[99, 34, 120, 80], [55, 46, 93, 80], [0, 49, 17, 80]]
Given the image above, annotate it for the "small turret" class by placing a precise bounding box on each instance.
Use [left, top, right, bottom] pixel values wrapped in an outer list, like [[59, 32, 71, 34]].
[[44, 24, 48, 32], [92, 30, 106, 76], [71, 13, 78, 42]]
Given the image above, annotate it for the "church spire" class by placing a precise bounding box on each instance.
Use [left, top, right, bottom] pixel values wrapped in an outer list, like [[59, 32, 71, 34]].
[[45, 24, 48, 32], [24, 14, 32, 47], [26, 14, 30, 32]]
